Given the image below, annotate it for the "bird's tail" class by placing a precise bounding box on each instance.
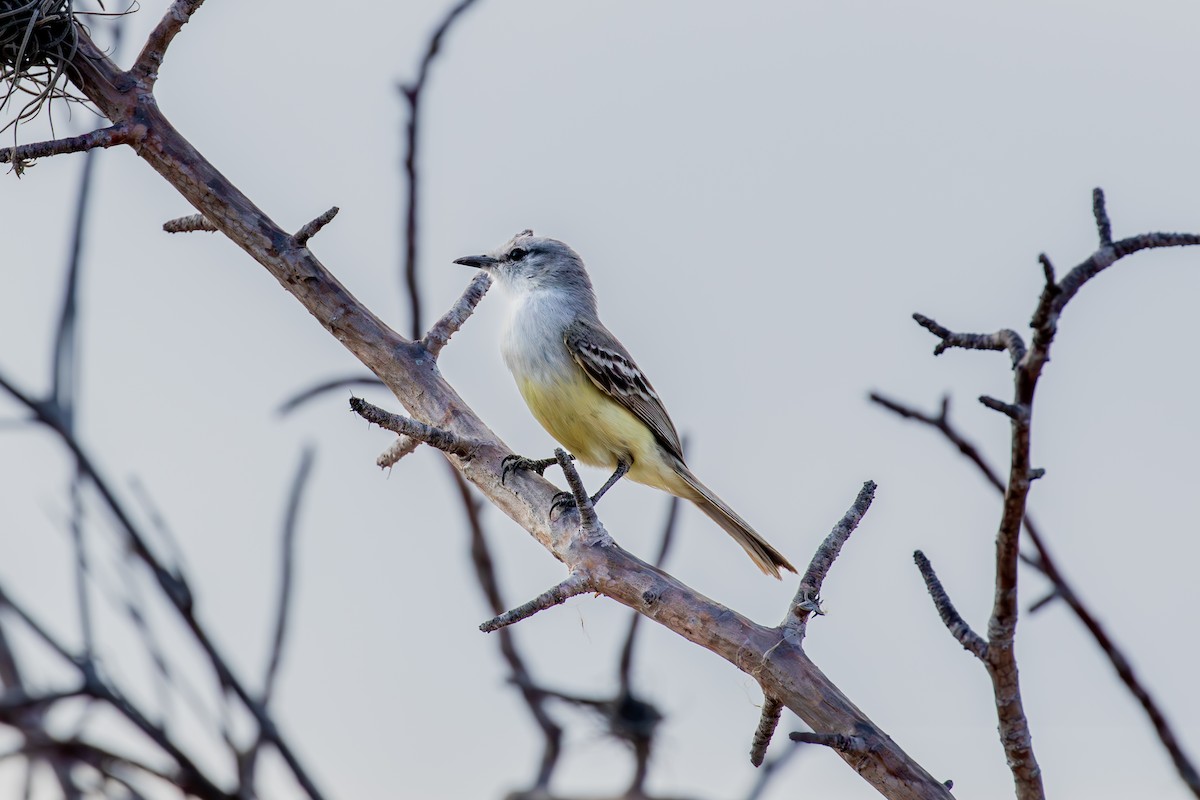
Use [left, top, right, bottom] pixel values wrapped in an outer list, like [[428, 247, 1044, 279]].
[[673, 464, 796, 579]]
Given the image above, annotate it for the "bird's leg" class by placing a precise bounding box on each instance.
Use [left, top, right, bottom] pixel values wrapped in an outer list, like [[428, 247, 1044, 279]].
[[591, 458, 631, 504], [502, 452, 574, 485], [550, 458, 631, 518]]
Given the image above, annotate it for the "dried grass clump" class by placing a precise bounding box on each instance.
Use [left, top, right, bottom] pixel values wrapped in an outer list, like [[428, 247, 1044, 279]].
[[0, 0, 81, 133]]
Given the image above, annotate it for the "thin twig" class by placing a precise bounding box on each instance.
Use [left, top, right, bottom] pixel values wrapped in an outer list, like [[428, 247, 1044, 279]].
[[377, 434, 420, 468], [448, 467, 563, 790], [903, 190, 1200, 800], [912, 551, 988, 660], [262, 446, 314, 705], [422, 271, 491, 358], [131, 0, 206, 87], [479, 573, 590, 632], [162, 214, 218, 233], [556, 448, 602, 539], [1093, 187, 1113, 247], [912, 313, 1027, 368], [1052, 232, 1200, 322], [786, 480, 877, 631], [0, 371, 326, 800], [277, 375, 385, 416], [0, 586, 228, 799], [348, 396, 476, 458], [749, 697, 783, 767], [617, 487, 682, 691], [293, 207, 339, 247], [0, 125, 132, 167], [398, 0, 483, 338]]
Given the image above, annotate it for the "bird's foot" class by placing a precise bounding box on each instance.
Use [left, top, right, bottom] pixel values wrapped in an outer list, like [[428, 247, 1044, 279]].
[[501, 453, 574, 485]]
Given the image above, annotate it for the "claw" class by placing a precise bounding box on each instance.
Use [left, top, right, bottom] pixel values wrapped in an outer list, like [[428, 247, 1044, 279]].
[[501, 453, 574, 485], [549, 491, 577, 520]]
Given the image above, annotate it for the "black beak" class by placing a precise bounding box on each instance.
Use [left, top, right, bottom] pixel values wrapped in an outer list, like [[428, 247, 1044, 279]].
[[453, 254, 499, 268]]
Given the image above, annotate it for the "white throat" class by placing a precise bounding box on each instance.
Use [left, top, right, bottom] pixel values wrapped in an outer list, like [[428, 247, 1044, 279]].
[[498, 283, 581, 384]]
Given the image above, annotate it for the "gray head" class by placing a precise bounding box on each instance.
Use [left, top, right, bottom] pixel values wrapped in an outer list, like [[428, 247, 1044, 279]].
[[454, 230, 596, 307]]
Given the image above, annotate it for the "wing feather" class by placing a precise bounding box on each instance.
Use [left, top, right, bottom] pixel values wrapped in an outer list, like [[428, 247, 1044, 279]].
[[564, 319, 685, 462]]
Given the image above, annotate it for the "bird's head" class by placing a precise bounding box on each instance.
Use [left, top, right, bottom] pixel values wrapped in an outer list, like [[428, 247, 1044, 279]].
[[453, 230, 594, 301]]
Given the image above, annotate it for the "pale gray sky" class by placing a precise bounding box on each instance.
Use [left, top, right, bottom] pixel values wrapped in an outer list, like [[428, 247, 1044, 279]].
[[2, 1, 1198, 798]]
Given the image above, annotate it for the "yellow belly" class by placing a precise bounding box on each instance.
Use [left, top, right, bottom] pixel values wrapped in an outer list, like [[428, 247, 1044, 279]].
[[517, 373, 682, 493]]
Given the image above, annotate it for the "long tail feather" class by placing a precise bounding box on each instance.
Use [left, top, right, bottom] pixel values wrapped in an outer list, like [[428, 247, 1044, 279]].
[[674, 464, 796, 579]]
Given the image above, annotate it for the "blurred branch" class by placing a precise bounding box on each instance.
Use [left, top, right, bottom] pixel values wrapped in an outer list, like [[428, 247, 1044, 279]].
[[398, 0, 483, 337], [449, 468, 564, 792], [277, 375, 386, 416], [0, 369, 325, 800]]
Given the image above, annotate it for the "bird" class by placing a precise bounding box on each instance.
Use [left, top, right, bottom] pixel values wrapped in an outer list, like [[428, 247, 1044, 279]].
[[454, 230, 796, 578]]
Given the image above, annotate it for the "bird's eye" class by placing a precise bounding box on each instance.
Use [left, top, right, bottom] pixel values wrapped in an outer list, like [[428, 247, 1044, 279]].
[[508, 247, 527, 262]]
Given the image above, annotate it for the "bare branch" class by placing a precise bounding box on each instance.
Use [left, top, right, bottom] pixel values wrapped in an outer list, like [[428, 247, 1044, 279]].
[[293, 206, 339, 247], [913, 313, 1027, 368], [1092, 187, 1113, 247], [618, 485, 683, 692], [901, 190, 1200, 799], [0, 586, 228, 799], [749, 697, 783, 767], [1, 125, 133, 169], [377, 434, 420, 468], [873, 392, 1200, 797], [1051, 230, 1200, 319], [978, 395, 1025, 420], [131, 0, 207, 86], [0, 370, 325, 800], [555, 448, 603, 537], [162, 214, 218, 233], [448, 467, 563, 790], [480, 573, 590, 633], [262, 446, 314, 705], [785, 480, 876, 631], [398, 0, 483, 337], [912, 551, 988, 660], [422, 271, 492, 358], [349, 396, 476, 458]]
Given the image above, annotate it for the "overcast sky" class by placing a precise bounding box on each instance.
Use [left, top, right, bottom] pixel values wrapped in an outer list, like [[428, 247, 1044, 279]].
[[2, 1, 1199, 798]]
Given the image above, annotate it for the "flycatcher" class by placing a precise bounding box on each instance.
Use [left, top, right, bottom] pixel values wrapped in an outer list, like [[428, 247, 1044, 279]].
[[454, 230, 796, 578]]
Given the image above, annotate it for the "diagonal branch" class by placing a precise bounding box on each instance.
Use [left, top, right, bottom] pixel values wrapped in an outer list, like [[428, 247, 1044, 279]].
[[912, 551, 988, 660], [0, 369, 325, 800], [786, 480, 876, 633], [422, 271, 491, 358]]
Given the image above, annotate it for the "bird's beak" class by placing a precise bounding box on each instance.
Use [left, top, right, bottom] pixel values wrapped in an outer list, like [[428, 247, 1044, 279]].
[[453, 254, 499, 269]]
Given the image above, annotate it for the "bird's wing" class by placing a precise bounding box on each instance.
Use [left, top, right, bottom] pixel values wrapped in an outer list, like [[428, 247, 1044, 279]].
[[564, 318, 685, 462]]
